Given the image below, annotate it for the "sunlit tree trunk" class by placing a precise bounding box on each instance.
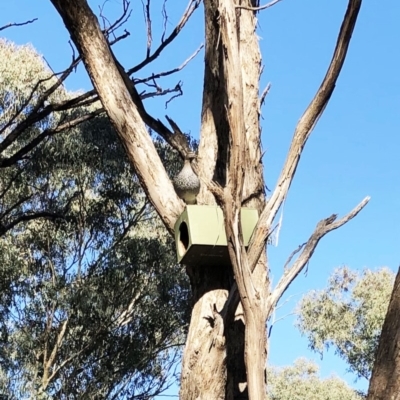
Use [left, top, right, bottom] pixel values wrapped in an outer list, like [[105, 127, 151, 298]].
[[179, 1, 268, 399], [367, 267, 400, 400], [50, 0, 364, 399]]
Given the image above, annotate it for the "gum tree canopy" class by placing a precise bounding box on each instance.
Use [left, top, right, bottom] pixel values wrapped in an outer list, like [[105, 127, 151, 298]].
[[3, 0, 372, 399]]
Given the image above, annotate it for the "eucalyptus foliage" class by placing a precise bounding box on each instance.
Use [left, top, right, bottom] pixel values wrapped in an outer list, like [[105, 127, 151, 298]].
[[0, 39, 189, 399], [296, 266, 394, 380], [268, 358, 363, 400]]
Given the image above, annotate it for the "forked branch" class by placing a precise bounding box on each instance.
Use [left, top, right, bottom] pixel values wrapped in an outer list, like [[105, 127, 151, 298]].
[[247, 0, 362, 271], [128, 0, 201, 74], [220, 0, 363, 330], [266, 196, 370, 318]]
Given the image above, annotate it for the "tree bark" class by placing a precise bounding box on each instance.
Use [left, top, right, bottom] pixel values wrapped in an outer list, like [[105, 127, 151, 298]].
[[49, 0, 184, 235], [180, 1, 268, 399], [49, 1, 365, 399], [367, 267, 400, 400]]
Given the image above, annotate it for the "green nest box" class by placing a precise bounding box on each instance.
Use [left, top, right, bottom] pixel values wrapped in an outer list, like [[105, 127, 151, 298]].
[[174, 205, 258, 267]]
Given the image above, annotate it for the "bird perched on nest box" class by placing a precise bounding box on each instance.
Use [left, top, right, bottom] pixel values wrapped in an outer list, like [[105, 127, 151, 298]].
[[173, 152, 200, 204]]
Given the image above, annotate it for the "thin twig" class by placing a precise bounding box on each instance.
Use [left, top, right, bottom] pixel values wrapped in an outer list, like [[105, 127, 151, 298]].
[[0, 109, 103, 168], [0, 18, 38, 31], [161, 0, 169, 42], [260, 82, 271, 106], [134, 45, 204, 84], [142, 0, 152, 58], [235, 0, 282, 11], [128, 0, 201, 74], [283, 243, 306, 271]]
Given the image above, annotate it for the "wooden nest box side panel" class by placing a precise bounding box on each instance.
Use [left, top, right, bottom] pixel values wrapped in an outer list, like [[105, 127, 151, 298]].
[[174, 206, 258, 267]]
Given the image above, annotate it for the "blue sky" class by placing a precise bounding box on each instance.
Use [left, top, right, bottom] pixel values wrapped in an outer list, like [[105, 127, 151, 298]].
[[1, 0, 399, 396]]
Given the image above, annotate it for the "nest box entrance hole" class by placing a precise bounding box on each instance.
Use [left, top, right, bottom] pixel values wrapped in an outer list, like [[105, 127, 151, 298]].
[[178, 222, 189, 256]]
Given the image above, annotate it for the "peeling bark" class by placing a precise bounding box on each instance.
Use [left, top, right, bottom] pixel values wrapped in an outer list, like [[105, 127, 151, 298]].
[[50, 0, 184, 235], [49, 0, 366, 399]]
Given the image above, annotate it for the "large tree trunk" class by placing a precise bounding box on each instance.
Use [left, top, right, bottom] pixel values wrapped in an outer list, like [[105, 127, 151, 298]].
[[50, 0, 365, 399], [179, 1, 268, 399], [367, 267, 400, 400]]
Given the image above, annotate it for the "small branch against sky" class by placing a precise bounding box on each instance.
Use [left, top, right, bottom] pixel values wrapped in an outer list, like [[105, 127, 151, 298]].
[[283, 243, 306, 272], [109, 29, 130, 45], [235, 0, 282, 11], [161, 0, 169, 42], [246, 0, 363, 273], [113, 56, 192, 159], [260, 82, 271, 107], [0, 18, 38, 31], [128, 0, 201, 74], [140, 80, 183, 102], [134, 44, 204, 84], [141, 0, 153, 58], [267, 196, 370, 317], [99, 0, 132, 39]]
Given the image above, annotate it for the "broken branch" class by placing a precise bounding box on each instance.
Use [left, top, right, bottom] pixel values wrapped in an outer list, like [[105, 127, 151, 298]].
[[247, 0, 362, 271], [266, 196, 370, 318]]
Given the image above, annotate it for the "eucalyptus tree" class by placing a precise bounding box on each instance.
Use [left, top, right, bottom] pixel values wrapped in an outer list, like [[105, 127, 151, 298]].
[[268, 359, 363, 400], [0, 39, 189, 399], [45, 0, 368, 399], [297, 266, 394, 382]]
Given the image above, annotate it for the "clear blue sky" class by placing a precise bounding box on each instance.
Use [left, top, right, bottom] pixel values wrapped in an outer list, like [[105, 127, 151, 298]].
[[1, 0, 399, 396]]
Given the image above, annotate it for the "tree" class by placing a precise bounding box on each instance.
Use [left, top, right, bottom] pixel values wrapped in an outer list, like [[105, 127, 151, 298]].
[[267, 359, 363, 400], [296, 266, 395, 381], [367, 267, 400, 400], [1, 0, 369, 398], [0, 39, 190, 399], [44, 0, 369, 399]]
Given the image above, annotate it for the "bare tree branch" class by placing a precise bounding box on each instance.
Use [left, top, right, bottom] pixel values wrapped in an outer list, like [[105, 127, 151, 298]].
[[112, 55, 192, 159], [247, 0, 363, 272], [0, 18, 38, 31], [141, 0, 153, 57], [0, 55, 81, 153], [50, 0, 184, 234], [106, 0, 131, 35], [99, 0, 132, 39], [221, 196, 370, 332], [219, 0, 363, 342], [0, 211, 67, 237], [235, 0, 282, 11], [128, 0, 201, 74], [0, 109, 104, 168], [161, 0, 169, 42], [283, 243, 305, 271], [109, 29, 130, 46], [266, 196, 370, 317], [260, 82, 271, 107], [134, 45, 204, 84]]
